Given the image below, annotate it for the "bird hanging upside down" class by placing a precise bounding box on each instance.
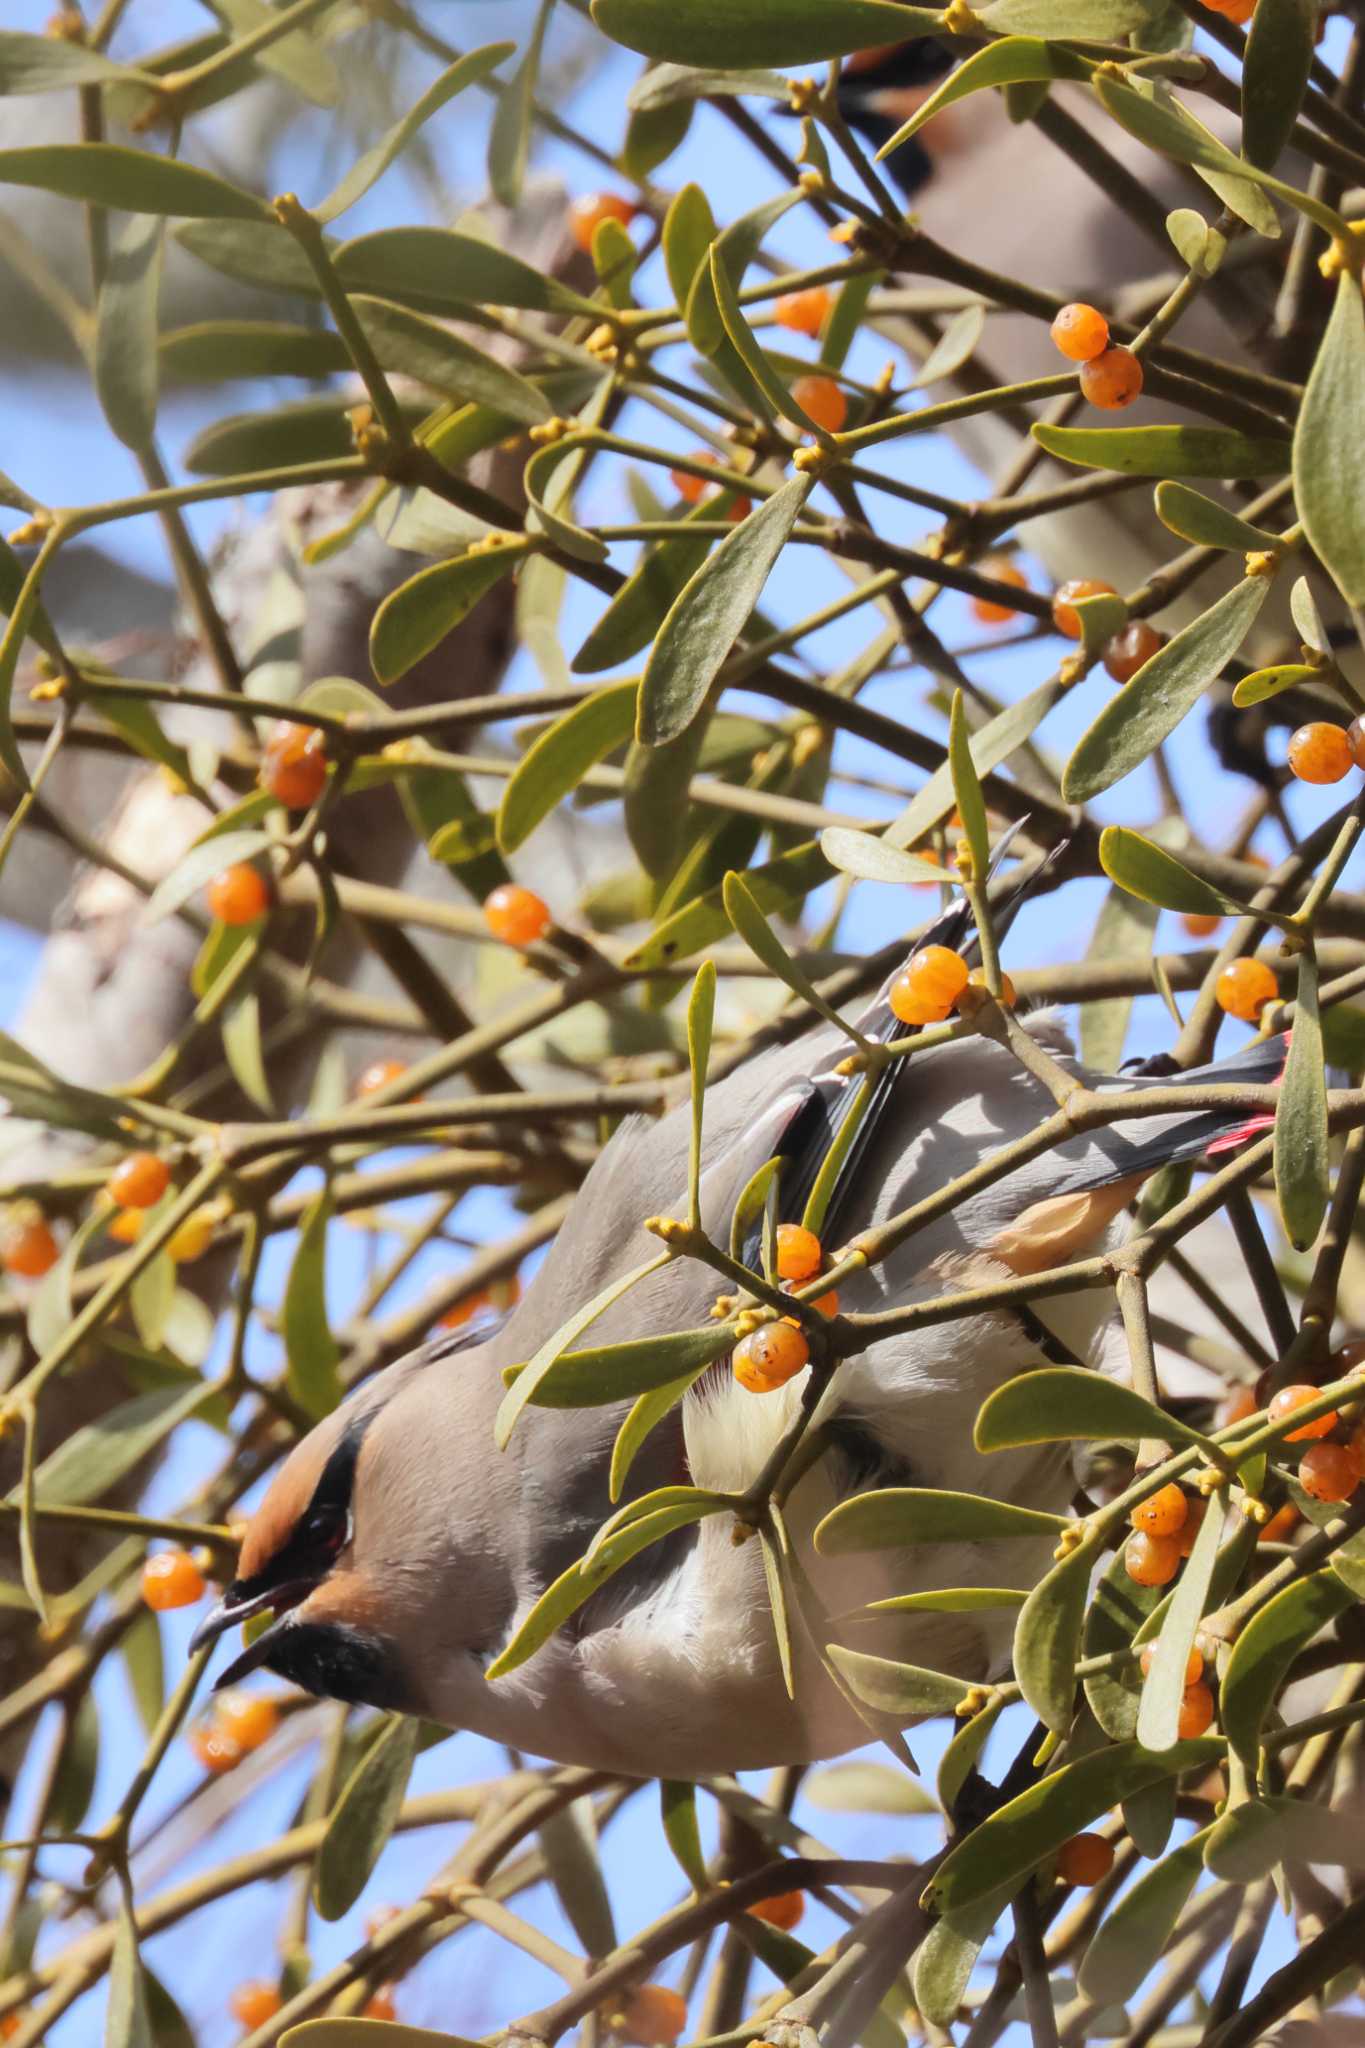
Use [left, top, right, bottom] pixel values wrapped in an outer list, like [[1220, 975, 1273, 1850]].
[[192, 855, 1284, 1777]]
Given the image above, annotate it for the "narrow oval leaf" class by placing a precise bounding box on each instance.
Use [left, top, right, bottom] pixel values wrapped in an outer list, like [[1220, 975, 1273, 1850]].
[[623, 839, 831, 971], [629, 62, 789, 111], [1062, 576, 1269, 803], [95, 213, 163, 452], [283, 1188, 343, 1421], [175, 217, 322, 295], [661, 1780, 709, 1890], [22, 1381, 212, 1509], [1153, 480, 1280, 552], [1136, 1492, 1226, 1751], [1099, 825, 1239, 918], [161, 319, 349, 380], [975, 1366, 1208, 1455], [354, 297, 552, 423], [538, 1797, 617, 1954], [806, 1761, 939, 1814], [914, 1915, 993, 2028], [638, 476, 810, 745], [498, 683, 636, 851], [336, 228, 596, 318], [1078, 1827, 1210, 2004], [1084, 1536, 1166, 1742], [370, 550, 518, 686], [314, 1715, 418, 1921], [817, 1488, 1066, 1555], [819, 826, 957, 888], [825, 1645, 972, 1718], [924, 1739, 1222, 1919], [1231, 661, 1321, 707], [1294, 270, 1365, 605], [283, 2027, 481, 2048], [663, 182, 715, 309], [1275, 945, 1328, 1251], [494, 1251, 672, 1447], [938, 1696, 1007, 1819], [106, 1891, 153, 2048], [0, 144, 269, 220], [1290, 575, 1328, 650], [0, 30, 154, 94], [504, 1323, 735, 1414], [183, 394, 425, 475], [860, 1587, 1027, 1616], [686, 959, 716, 1228], [609, 1369, 708, 1502], [981, 0, 1153, 26], [1206, 1792, 1365, 1882], [1031, 423, 1292, 477], [1011, 1537, 1098, 1733], [1220, 1567, 1353, 1770], [590, 0, 941, 67], [872, 37, 1091, 159], [1243, 0, 1315, 169], [317, 45, 514, 222]]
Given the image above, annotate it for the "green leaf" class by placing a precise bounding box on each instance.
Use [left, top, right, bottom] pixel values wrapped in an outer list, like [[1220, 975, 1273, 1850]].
[[538, 1796, 617, 1955], [1080, 882, 1159, 1070], [503, 1322, 735, 1415], [858, 1587, 1028, 1616], [624, 838, 832, 971], [1063, 576, 1270, 803], [589, 0, 940, 67], [1291, 575, 1328, 651], [0, 30, 154, 93], [1091, 73, 1286, 237], [818, 826, 957, 887], [1294, 271, 1365, 606], [318, 44, 514, 223], [872, 36, 1091, 159], [353, 298, 552, 423], [283, 2027, 482, 2048], [1011, 1537, 1097, 1733], [95, 213, 163, 452], [937, 1695, 1007, 1817], [609, 1369, 709, 1502], [130, 1250, 175, 1354], [662, 182, 716, 310], [143, 826, 273, 925], [639, 475, 811, 744], [282, 1187, 343, 1421], [1153, 480, 1280, 552], [222, 988, 272, 1113], [708, 245, 811, 431], [1032, 422, 1292, 477], [313, 1714, 418, 1921], [947, 691, 990, 888], [574, 496, 744, 674], [488, 9, 549, 207], [182, 393, 425, 475], [0, 144, 269, 220], [370, 550, 518, 686], [686, 960, 716, 1229], [1243, 0, 1316, 169], [49, 1691, 100, 1835], [1099, 825, 1241, 919], [976, 1366, 1209, 1455], [1221, 1568, 1353, 1771], [621, 95, 694, 178], [914, 1914, 995, 2028], [1136, 1492, 1226, 1751], [402, 741, 509, 902], [825, 1646, 972, 1719], [175, 217, 321, 295], [21, 1381, 212, 1509], [121, 1608, 165, 1738], [494, 1252, 672, 1447], [106, 1890, 153, 2048], [925, 1738, 1222, 1920], [161, 318, 349, 380], [981, 0, 1153, 26], [497, 683, 636, 851], [336, 228, 597, 318], [487, 1494, 728, 1678], [1232, 661, 1321, 707], [660, 1780, 709, 1890], [629, 62, 789, 111], [1276, 944, 1329, 1250], [886, 675, 1055, 854], [816, 1488, 1066, 1554], [1078, 1827, 1210, 2003], [1166, 206, 1226, 277], [723, 868, 858, 1043], [805, 1761, 939, 1814]]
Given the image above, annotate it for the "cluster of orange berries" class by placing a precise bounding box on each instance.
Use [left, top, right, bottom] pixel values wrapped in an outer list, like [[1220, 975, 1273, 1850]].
[[888, 945, 1015, 1028], [191, 1689, 280, 1776], [1262, 1377, 1365, 1503], [732, 1225, 839, 1395], [230, 1981, 395, 2035], [1123, 1491, 1221, 1730], [1050, 302, 1144, 411], [1285, 719, 1365, 787], [972, 564, 1167, 686]]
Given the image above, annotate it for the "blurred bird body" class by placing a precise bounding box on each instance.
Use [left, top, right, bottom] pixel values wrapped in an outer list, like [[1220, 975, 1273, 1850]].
[[194, 887, 1284, 1772]]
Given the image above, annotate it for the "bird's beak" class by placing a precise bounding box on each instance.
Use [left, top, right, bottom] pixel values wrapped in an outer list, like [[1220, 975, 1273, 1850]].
[[189, 1577, 314, 1685]]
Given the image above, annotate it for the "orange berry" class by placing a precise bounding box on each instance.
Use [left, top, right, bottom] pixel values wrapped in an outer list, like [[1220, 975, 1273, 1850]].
[[1298, 1441, 1359, 1503], [1176, 1495, 1208, 1558], [1050, 304, 1110, 363], [441, 1289, 490, 1329], [1181, 912, 1222, 939], [207, 862, 270, 926], [142, 1549, 206, 1611], [1287, 721, 1353, 785], [1268, 1384, 1337, 1442], [1103, 620, 1164, 683], [775, 1224, 823, 1283], [484, 882, 551, 947], [1130, 1482, 1189, 1538], [1258, 1502, 1300, 1544], [1124, 1531, 1181, 1587], [966, 967, 1016, 1007], [1056, 1832, 1114, 1887], [569, 192, 636, 253], [214, 1691, 279, 1753], [1079, 345, 1143, 410], [1051, 577, 1117, 638], [1206, 0, 1255, 18], [355, 1057, 408, 1099], [972, 558, 1028, 625], [166, 1209, 215, 1264], [781, 1280, 839, 1318], [888, 945, 971, 1027], [191, 1722, 245, 1774], [1, 2019, 23, 2041], [1217, 1386, 1258, 1428], [774, 288, 831, 338], [1215, 956, 1278, 1023], [1140, 1642, 1205, 1685], [364, 1991, 397, 2023], [108, 1152, 171, 1211], [733, 1322, 810, 1394], [749, 1889, 805, 1930], [107, 1208, 144, 1245], [1178, 1682, 1216, 1738], [260, 721, 327, 810], [1344, 1421, 1365, 1479], [1, 1208, 59, 1279], [669, 455, 751, 520], [620, 1986, 687, 2048], [792, 374, 848, 434], [230, 1983, 283, 2031]]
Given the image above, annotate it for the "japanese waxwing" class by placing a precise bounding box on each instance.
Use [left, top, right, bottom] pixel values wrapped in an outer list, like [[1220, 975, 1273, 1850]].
[[191, 856, 1286, 1776]]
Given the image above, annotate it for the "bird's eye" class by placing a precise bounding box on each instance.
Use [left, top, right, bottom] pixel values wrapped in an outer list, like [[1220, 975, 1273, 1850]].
[[302, 1503, 349, 1556]]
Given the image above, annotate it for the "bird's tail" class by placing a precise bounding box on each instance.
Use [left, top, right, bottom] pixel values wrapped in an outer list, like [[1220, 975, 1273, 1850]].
[[1077, 1031, 1289, 1194]]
